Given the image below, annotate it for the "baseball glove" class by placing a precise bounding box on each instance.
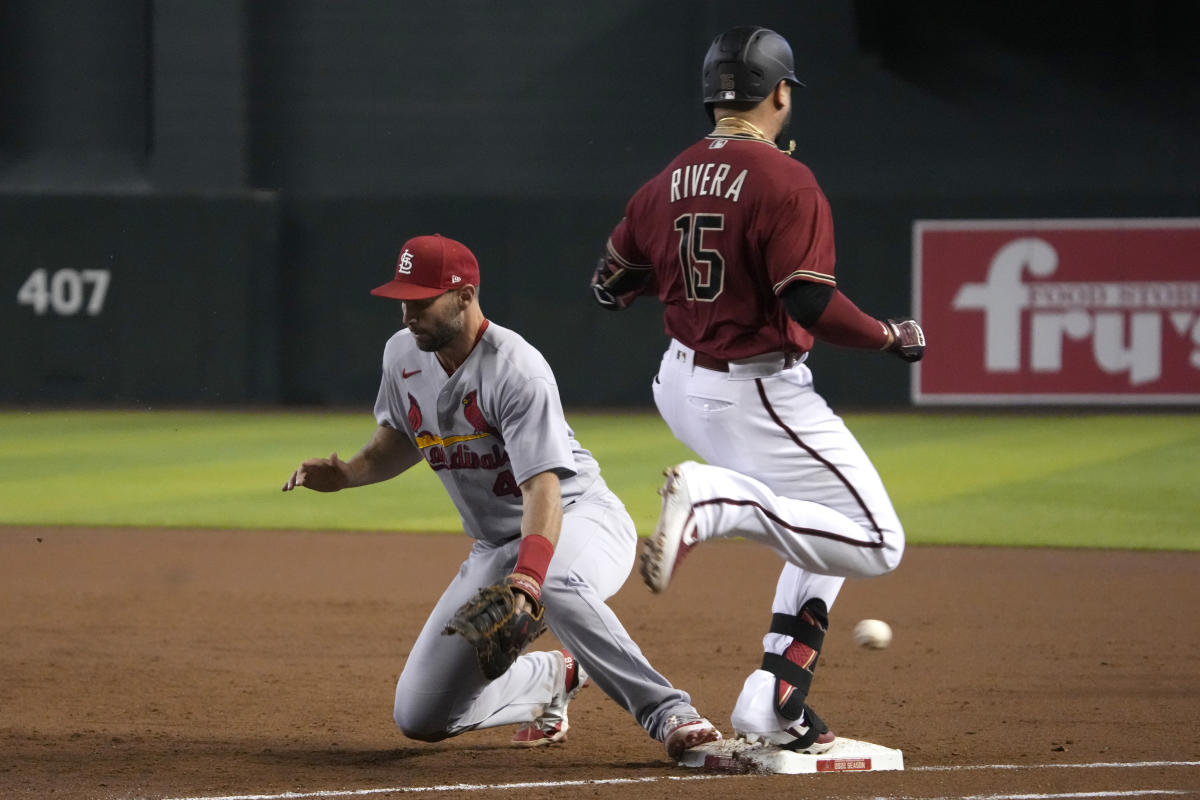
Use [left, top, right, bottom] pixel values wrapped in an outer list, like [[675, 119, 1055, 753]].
[[442, 576, 548, 680]]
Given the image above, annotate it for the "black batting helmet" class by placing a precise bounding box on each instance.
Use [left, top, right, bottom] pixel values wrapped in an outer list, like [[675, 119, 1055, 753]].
[[702, 26, 804, 120]]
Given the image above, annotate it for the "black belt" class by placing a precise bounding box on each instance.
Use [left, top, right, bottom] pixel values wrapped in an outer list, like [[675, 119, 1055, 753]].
[[692, 351, 731, 371], [692, 351, 802, 372]]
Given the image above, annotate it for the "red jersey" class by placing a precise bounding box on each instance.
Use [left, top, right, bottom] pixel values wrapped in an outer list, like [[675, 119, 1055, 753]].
[[608, 132, 837, 360]]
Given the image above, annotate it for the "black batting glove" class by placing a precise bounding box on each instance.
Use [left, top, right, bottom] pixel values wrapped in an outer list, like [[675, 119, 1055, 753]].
[[882, 318, 926, 363]]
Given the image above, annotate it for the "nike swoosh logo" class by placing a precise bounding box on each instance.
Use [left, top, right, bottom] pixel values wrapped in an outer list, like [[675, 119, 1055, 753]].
[[402, 368, 422, 378]]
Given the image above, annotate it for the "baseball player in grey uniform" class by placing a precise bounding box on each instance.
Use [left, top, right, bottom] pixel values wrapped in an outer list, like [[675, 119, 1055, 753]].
[[589, 27, 926, 754], [283, 233, 720, 760]]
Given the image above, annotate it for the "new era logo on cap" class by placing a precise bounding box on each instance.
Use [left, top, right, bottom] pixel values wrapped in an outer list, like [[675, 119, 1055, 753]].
[[370, 234, 481, 300]]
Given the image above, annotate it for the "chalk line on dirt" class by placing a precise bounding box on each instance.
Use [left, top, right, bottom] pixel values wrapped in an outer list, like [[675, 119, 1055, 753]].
[[154, 759, 1200, 800]]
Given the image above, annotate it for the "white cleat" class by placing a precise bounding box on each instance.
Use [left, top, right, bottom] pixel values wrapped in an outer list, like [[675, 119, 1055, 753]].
[[640, 462, 702, 594], [663, 716, 723, 760], [511, 650, 588, 747], [735, 726, 837, 754]]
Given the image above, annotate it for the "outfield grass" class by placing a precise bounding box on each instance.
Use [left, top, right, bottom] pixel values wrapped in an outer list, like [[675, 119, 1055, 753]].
[[0, 409, 1196, 551]]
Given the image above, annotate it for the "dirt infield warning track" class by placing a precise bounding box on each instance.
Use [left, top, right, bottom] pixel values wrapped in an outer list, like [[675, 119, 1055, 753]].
[[2, 527, 1198, 800]]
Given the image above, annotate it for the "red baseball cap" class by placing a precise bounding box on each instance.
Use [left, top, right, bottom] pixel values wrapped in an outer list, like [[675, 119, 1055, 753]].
[[370, 234, 481, 300]]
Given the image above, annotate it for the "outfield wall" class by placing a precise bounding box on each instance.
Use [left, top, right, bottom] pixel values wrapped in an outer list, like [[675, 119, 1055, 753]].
[[1, 194, 281, 405], [2, 2, 1196, 408], [6, 192, 1196, 409]]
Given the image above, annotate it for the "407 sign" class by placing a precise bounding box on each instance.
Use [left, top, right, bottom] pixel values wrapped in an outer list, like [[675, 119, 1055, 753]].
[[914, 219, 1200, 405], [16, 268, 111, 316]]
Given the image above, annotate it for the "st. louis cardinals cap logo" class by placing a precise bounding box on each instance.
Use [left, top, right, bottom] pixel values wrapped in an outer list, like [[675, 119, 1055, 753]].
[[370, 234, 481, 301], [397, 249, 415, 275]]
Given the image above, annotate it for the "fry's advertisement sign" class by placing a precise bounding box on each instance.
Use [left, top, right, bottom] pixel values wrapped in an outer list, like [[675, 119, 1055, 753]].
[[913, 219, 1200, 404]]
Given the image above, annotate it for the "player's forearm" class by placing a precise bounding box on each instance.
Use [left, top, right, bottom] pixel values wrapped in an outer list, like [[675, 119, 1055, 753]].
[[518, 471, 563, 549], [506, 470, 563, 603], [801, 289, 890, 350], [345, 425, 422, 487]]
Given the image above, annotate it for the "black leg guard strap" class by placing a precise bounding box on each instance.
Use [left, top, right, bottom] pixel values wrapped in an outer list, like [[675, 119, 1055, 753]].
[[768, 612, 826, 649], [761, 651, 814, 704], [761, 600, 828, 721], [779, 704, 829, 752]]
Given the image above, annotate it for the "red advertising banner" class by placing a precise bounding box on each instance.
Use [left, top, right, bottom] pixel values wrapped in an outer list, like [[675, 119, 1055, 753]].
[[913, 219, 1200, 404]]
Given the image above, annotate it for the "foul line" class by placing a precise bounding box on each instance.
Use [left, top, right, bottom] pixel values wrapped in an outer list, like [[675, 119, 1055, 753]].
[[913, 760, 1200, 772], [159, 775, 722, 800], [903, 793, 1188, 800], [156, 760, 1200, 800]]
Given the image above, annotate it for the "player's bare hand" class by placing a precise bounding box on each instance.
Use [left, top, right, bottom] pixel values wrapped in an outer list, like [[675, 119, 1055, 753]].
[[511, 592, 529, 615], [282, 452, 350, 492]]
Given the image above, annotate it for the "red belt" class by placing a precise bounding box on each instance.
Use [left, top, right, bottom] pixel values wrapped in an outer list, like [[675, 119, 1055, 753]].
[[692, 350, 802, 372]]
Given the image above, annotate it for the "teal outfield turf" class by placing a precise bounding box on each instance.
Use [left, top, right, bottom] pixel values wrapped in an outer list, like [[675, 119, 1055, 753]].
[[0, 409, 1195, 551]]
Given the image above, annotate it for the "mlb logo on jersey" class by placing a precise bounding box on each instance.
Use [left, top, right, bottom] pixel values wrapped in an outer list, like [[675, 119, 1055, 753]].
[[914, 218, 1200, 405]]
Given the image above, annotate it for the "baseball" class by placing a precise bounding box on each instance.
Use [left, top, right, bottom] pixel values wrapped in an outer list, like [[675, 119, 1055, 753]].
[[852, 619, 892, 649]]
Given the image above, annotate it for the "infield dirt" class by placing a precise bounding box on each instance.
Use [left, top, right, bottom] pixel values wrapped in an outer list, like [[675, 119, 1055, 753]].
[[2, 527, 1198, 799]]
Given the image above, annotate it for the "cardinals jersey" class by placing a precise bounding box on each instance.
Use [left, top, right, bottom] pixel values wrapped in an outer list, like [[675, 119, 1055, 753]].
[[374, 320, 606, 543], [608, 132, 837, 361]]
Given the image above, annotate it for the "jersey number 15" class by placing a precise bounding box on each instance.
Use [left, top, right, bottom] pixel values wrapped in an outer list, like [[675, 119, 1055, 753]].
[[674, 213, 726, 302]]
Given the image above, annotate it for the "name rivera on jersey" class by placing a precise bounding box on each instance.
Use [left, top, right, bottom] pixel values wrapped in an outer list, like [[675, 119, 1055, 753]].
[[669, 161, 748, 203]]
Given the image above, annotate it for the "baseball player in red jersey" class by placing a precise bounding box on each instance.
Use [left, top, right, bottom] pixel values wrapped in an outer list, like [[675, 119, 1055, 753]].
[[590, 26, 925, 754]]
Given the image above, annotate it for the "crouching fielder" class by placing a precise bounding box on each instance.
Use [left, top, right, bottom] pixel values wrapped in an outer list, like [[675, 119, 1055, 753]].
[[284, 233, 720, 760]]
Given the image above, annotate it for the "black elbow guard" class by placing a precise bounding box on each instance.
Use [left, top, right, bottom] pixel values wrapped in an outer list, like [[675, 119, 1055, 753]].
[[781, 281, 834, 328]]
